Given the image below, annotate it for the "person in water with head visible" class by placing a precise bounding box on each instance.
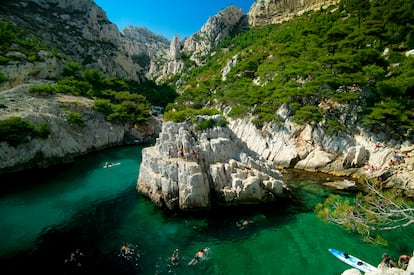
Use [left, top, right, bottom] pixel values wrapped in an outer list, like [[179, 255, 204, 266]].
[[120, 242, 133, 255], [170, 248, 180, 266], [188, 247, 210, 265]]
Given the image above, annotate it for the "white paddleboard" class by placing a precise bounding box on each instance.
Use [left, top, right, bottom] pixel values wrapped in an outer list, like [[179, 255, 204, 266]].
[[329, 248, 377, 272]]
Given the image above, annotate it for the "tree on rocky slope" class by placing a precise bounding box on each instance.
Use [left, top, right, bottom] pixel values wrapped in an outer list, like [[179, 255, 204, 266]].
[[315, 181, 414, 245]]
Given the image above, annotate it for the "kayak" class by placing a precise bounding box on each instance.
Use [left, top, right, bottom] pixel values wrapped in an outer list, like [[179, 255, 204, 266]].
[[329, 248, 377, 272]]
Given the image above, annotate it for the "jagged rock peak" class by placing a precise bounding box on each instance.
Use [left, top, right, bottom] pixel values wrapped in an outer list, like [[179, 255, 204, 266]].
[[182, 6, 248, 54], [122, 26, 170, 44], [248, 0, 339, 26]]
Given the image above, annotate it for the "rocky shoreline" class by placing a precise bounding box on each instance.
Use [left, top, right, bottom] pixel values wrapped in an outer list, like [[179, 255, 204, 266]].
[[136, 116, 414, 211]]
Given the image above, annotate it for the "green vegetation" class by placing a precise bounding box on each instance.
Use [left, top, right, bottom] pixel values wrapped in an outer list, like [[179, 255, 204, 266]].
[[0, 117, 50, 146], [67, 112, 85, 128], [28, 64, 178, 126], [315, 180, 414, 245], [0, 70, 6, 84], [0, 19, 48, 64], [165, 0, 414, 139], [29, 84, 56, 95]]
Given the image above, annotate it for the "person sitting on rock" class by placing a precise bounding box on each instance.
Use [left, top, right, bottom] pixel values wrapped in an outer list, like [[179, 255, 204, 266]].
[[379, 253, 397, 268], [398, 254, 411, 270]]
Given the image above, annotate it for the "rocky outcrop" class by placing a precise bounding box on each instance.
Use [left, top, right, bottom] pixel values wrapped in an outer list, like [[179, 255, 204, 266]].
[[154, 6, 249, 82], [121, 26, 171, 81], [342, 253, 414, 274], [137, 119, 291, 211], [1, 50, 65, 90], [0, 83, 160, 174], [226, 110, 414, 198], [182, 6, 247, 59], [0, 0, 142, 84], [248, 0, 338, 26]]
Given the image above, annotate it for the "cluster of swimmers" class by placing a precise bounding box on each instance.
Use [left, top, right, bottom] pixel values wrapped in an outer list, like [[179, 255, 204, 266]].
[[169, 247, 210, 266], [64, 248, 85, 268]]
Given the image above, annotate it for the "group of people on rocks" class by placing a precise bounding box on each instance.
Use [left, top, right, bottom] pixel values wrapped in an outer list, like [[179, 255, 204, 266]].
[[169, 145, 201, 163], [363, 149, 408, 175], [379, 253, 411, 270]]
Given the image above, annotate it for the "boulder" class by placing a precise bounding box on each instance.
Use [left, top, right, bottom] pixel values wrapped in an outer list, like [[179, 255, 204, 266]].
[[136, 121, 291, 211]]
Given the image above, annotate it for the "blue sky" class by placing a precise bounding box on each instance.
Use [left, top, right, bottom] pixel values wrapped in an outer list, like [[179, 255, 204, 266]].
[[94, 0, 255, 40]]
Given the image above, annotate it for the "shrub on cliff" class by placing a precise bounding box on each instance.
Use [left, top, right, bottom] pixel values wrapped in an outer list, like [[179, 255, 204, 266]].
[[0, 117, 49, 146]]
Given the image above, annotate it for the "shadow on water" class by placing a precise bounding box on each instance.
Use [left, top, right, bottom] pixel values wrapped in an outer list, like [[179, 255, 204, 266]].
[[0, 186, 141, 275]]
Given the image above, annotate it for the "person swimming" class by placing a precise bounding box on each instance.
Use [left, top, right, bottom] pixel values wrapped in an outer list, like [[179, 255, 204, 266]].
[[188, 247, 209, 265], [120, 242, 133, 256], [170, 248, 180, 266]]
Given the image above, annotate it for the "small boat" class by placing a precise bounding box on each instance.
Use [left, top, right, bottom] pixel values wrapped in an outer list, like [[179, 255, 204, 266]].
[[329, 248, 377, 272], [103, 162, 121, 168]]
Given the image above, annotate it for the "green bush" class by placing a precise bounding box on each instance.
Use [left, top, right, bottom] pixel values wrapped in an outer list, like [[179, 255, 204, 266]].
[[0, 117, 35, 146], [29, 84, 56, 95], [35, 122, 50, 138], [0, 70, 6, 84], [68, 112, 85, 128]]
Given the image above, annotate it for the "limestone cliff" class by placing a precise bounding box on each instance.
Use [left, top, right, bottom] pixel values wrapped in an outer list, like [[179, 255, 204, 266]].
[[226, 111, 414, 198], [121, 26, 171, 81], [138, 104, 414, 211], [137, 119, 291, 211], [154, 6, 249, 82], [0, 83, 160, 174], [0, 0, 143, 84], [248, 0, 339, 26]]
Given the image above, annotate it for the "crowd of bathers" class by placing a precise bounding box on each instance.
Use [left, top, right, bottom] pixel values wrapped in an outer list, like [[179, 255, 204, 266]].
[[379, 253, 411, 270]]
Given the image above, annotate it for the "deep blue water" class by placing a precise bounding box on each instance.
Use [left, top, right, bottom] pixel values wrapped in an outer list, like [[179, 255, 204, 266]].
[[0, 145, 411, 274]]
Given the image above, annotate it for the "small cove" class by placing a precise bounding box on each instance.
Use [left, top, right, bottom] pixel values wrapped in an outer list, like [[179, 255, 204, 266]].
[[0, 145, 411, 274]]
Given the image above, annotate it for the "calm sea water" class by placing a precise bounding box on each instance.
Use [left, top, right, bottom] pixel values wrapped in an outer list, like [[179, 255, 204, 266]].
[[0, 145, 411, 275]]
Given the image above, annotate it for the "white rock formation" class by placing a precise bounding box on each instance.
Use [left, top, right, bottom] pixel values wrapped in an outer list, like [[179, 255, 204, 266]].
[[137, 120, 291, 211], [227, 112, 414, 197], [0, 83, 159, 173], [248, 0, 339, 26]]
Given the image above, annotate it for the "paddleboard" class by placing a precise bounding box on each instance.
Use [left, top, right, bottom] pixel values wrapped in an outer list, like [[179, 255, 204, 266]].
[[329, 248, 377, 272]]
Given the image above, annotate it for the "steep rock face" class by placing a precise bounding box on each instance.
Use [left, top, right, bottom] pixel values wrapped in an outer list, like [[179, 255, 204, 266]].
[[155, 6, 249, 82], [1, 50, 65, 90], [182, 6, 247, 58], [137, 120, 291, 211], [227, 112, 414, 198], [0, 0, 142, 83], [248, 0, 338, 26], [0, 83, 160, 174], [121, 26, 171, 81]]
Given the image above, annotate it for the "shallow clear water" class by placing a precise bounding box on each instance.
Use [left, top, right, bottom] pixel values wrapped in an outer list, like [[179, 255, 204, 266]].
[[0, 145, 411, 274]]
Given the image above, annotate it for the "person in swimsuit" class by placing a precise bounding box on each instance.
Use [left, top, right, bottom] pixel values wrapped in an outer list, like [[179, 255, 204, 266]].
[[170, 248, 180, 266], [188, 247, 209, 265], [380, 253, 397, 268], [398, 254, 411, 270]]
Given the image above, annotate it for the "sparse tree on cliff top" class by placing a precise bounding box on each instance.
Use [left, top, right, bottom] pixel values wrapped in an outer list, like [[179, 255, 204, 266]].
[[315, 181, 414, 245]]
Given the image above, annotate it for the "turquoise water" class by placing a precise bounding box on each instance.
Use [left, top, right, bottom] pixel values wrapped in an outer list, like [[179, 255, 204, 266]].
[[0, 145, 411, 274]]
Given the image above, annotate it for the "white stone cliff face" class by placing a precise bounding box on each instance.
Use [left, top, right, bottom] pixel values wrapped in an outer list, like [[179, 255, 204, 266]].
[[1, 0, 142, 83], [0, 83, 160, 173], [226, 112, 414, 198], [137, 120, 291, 211], [151, 6, 248, 82], [248, 0, 339, 26]]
